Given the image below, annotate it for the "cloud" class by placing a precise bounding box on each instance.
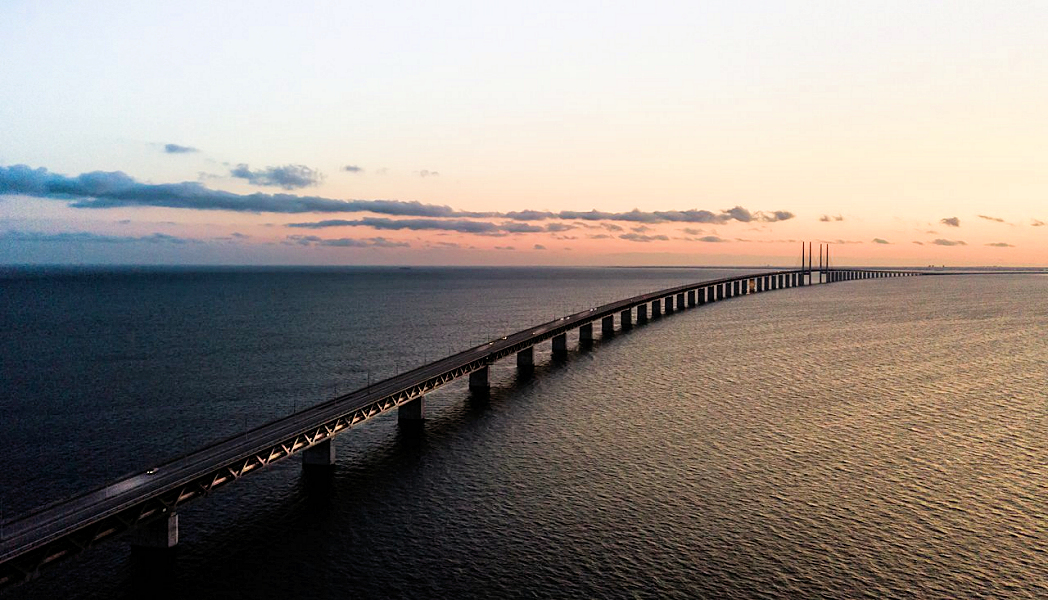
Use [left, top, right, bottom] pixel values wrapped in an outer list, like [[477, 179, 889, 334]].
[[912, 241, 924, 245], [418, 170, 439, 178], [0, 165, 473, 216], [985, 242, 1014, 247], [618, 233, 670, 243], [681, 228, 704, 235], [494, 246, 514, 250], [978, 214, 1006, 223], [872, 238, 891, 244], [533, 244, 546, 250], [1, 230, 196, 244], [289, 217, 501, 234], [819, 214, 844, 222], [163, 144, 198, 154], [502, 206, 793, 225], [501, 210, 552, 221], [588, 234, 612, 239], [932, 238, 966, 246], [1032, 219, 1045, 227], [342, 165, 363, 173], [230, 164, 323, 189], [940, 217, 960, 227], [501, 222, 544, 233], [0, 165, 797, 229], [697, 235, 728, 243], [631, 225, 652, 233], [286, 235, 408, 248], [544, 223, 576, 232], [326, 237, 408, 248]]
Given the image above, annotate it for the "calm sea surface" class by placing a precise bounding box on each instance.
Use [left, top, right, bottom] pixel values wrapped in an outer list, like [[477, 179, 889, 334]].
[[2, 267, 1047, 599]]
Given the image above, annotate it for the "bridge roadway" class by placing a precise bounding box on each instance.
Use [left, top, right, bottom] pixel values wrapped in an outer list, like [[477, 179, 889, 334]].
[[0, 267, 920, 587]]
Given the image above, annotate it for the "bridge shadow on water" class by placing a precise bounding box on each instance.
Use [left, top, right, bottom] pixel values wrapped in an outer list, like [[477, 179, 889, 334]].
[[122, 306, 678, 598]]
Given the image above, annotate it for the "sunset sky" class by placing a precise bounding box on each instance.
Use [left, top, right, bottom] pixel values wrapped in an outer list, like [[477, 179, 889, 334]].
[[2, 1, 1046, 266]]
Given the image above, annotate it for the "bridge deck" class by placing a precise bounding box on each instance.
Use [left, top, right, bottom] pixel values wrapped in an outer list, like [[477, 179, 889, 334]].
[[0, 267, 923, 586]]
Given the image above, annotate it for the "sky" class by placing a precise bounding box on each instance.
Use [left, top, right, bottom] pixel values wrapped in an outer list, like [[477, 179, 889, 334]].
[[1, 0, 1046, 266]]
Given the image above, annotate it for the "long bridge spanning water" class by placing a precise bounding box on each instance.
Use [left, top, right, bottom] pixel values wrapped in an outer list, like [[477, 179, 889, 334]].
[[0, 266, 922, 588]]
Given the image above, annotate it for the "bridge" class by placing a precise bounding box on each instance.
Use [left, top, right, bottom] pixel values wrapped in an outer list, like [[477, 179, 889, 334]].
[[0, 266, 922, 588]]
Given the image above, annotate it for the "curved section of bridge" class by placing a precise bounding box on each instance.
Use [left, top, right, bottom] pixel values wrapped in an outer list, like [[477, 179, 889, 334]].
[[0, 267, 919, 588]]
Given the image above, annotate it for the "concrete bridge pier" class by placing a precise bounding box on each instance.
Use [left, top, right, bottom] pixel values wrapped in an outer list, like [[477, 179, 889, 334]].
[[664, 297, 673, 314], [129, 513, 178, 550], [698, 287, 707, 305], [688, 290, 696, 307], [516, 346, 534, 369], [398, 397, 425, 422], [637, 304, 648, 323], [676, 293, 685, 310], [620, 309, 632, 329], [579, 323, 594, 343], [469, 366, 489, 392], [602, 315, 615, 336], [302, 438, 336, 467], [719, 283, 727, 300], [652, 299, 662, 317], [552, 333, 567, 358]]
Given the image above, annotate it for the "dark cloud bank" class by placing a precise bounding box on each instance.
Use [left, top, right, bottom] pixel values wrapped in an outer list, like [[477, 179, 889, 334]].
[[0, 165, 795, 228], [1, 230, 195, 244]]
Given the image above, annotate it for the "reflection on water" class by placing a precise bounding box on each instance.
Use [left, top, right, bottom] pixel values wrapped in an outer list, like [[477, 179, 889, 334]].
[[3, 269, 1047, 598]]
